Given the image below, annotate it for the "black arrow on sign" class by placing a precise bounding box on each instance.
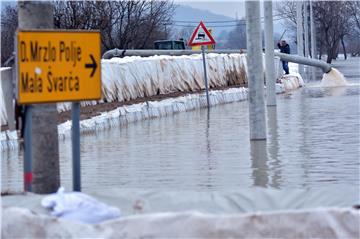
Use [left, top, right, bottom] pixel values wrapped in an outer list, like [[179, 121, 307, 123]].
[[85, 54, 97, 77]]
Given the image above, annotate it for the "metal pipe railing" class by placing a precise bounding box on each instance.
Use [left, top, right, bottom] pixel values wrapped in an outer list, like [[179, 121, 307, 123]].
[[102, 49, 332, 73], [102, 49, 243, 59], [273, 52, 331, 73]]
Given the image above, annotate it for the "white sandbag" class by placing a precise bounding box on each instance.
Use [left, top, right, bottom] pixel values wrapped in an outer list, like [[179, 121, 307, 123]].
[[1, 54, 301, 151], [56, 53, 249, 112], [41, 187, 121, 224], [53, 87, 251, 141], [280, 74, 304, 91], [2, 206, 359, 238]]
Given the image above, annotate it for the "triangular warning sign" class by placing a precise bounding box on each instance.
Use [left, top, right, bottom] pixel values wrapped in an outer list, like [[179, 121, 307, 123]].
[[188, 21, 216, 46]]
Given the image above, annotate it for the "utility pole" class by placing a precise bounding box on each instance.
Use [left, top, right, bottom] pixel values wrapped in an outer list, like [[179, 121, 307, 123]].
[[304, 1, 309, 80], [18, 1, 60, 193], [264, 1, 276, 107], [310, 0, 317, 81], [246, 0, 266, 140], [304, 1, 309, 58], [296, 1, 305, 77]]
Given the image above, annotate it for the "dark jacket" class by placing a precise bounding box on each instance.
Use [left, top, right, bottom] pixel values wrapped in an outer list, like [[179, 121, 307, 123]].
[[277, 43, 290, 54]]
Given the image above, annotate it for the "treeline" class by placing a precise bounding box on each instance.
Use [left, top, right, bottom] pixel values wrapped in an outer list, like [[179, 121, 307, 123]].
[[1, 1, 174, 65], [276, 1, 360, 63]]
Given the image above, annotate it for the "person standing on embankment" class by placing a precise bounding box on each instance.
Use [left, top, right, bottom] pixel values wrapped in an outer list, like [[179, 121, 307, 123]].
[[277, 40, 290, 74]]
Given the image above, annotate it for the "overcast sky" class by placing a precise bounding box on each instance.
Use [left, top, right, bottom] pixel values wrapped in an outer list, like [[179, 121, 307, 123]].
[[176, 1, 289, 38], [176, 1, 246, 19]]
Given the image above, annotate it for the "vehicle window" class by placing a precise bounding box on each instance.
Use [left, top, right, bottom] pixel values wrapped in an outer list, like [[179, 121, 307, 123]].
[[155, 42, 172, 50], [174, 42, 184, 49]]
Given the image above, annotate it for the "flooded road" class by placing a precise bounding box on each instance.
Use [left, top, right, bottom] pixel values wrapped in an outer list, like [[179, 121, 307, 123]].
[[2, 57, 359, 193]]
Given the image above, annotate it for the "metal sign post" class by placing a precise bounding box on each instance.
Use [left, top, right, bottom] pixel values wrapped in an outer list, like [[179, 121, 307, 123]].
[[17, 30, 101, 192], [23, 105, 32, 192], [201, 45, 210, 108], [72, 102, 81, 191], [188, 21, 216, 109]]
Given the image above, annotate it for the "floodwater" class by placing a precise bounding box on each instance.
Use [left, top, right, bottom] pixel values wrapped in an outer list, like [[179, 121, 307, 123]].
[[2, 57, 360, 193]]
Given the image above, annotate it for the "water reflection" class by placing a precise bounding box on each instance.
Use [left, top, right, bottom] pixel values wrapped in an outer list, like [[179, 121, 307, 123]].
[[2, 73, 359, 192], [303, 84, 360, 98], [1, 149, 23, 193], [325, 86, 347, 97], [204, 109, 213, 189], [250, 107, 282, 188], [267, 106, 281, 189], [250, 140, 268, 187], [206, 109, 211, 154]]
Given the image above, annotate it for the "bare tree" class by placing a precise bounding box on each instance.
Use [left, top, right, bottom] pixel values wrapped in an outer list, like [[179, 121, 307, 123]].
[[173, 25, 193, 41], [54, 1, 174, 51], [346, 1, 360, 56], [313, 1, 353, 63], [1, 4, 18, 65], [225, 19, 247, 49], [275, 1, 297, 44], [276, 1, 297, 25], [54, 1, 97, 29], [275, 1, 355, 63], [348, 1, 360, 31], [1, 0, 175, 64]]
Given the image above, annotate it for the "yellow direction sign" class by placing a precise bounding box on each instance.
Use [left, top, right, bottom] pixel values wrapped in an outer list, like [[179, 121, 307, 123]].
[[17, 30, 101, 104]]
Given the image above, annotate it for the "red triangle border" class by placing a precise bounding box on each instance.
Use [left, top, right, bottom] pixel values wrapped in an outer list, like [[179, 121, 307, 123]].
[[188, 21, 216, 46]]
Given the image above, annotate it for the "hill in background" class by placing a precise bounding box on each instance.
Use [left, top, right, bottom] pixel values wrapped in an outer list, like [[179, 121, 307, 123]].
[[172, 4, 287, 49]]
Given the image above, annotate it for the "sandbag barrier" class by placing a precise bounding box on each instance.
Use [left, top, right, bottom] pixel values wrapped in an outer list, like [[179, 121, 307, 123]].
[[2, 207, 359, 238], [1, 54, 288, 125], [56, 53, 250, 112], [57, 87, 249, 140], [1, 87, 249, 151], [0, 73, 304, 152]]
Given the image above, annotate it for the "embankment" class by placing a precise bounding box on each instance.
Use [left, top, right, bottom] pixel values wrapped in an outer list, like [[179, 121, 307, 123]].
[[0, 54, 303, 151]]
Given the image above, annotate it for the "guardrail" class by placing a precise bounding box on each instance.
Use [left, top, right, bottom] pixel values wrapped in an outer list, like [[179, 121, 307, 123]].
[[102, 49, 332, 73]]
